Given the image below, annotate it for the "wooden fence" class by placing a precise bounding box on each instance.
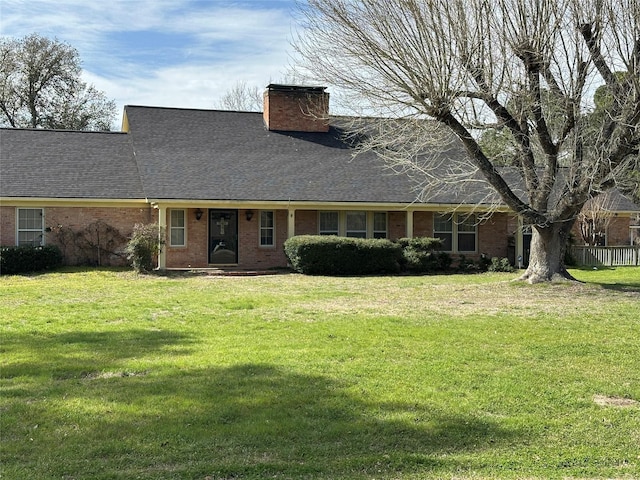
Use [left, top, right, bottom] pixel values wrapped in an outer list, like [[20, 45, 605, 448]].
[[570, 246, 640, 267]]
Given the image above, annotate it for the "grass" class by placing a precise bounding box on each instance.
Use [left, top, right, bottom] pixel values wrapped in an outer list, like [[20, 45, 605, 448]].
[[1, 267, 639, 479]]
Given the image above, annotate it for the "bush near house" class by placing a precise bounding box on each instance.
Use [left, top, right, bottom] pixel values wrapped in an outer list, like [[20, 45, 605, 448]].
[[0, 245, 63, 275], [284, 235, 457, 275], [396, 237, 451, 273], [284, 235, 403, 275], [124, 223, 164, 273]]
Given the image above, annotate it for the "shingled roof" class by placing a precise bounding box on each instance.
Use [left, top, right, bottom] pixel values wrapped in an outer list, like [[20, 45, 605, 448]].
[[1, 105, 637, 212], [1, 128, 143, 199], [124, 105, 426, 203]]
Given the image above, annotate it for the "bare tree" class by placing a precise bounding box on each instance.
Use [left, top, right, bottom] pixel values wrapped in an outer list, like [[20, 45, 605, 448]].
[[0, 34, 116, 130], [577, 193, 616, 246], [215, 81, 264, 112], [294, 0, 640, 283]]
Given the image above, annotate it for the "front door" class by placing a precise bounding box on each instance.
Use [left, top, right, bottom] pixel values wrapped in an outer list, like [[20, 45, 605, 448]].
[[209, 209, 238, 264]]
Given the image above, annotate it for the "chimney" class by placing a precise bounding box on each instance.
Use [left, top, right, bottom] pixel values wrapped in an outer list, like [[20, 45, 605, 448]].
[[263, 84, 330, 132]]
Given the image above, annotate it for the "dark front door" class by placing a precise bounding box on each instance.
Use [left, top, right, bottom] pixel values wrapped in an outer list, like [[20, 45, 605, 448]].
[[209, 209, 238, 264]]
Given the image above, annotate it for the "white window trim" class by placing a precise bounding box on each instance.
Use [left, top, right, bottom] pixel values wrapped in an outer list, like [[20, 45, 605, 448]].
[[259, 210, 276, 247], [346, 211, 367, 238], [433, 213, 477, 253], [319, 211, 340, 236], [169, 209, 186, 247], [318, 211, 388, 239], [373, 212, 388, 239], [16, 208, 45, 246]]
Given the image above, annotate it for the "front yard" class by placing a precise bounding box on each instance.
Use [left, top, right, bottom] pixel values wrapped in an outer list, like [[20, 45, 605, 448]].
[[1, 268, 639, 479]]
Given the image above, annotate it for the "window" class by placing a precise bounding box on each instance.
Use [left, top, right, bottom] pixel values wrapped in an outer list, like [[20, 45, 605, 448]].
[[260, 210, 275, 246], [457, 215, 477, 252], [346, 211, 366, 238], [319, 211, 389, 238], [433, 214, 453, 251], [319, 211, 339, 235], [433, 213, 477, 252], [17, 208, 44, 246], [169, 209, 186, 246], [373, 212, 387, 239]]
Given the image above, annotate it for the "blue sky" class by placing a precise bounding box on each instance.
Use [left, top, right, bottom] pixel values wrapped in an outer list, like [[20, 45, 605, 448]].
[[0, 0, 301, 117]]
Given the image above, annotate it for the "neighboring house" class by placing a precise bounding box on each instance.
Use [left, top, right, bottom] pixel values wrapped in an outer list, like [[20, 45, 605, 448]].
[[1, 84, 638, 270]]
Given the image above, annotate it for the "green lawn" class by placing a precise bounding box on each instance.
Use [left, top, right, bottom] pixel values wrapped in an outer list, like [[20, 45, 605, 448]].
[[1, 268, 639, 479]]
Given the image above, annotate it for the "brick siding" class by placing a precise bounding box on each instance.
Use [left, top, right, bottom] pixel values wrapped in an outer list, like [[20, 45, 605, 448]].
[[1, 205, 155, 266]]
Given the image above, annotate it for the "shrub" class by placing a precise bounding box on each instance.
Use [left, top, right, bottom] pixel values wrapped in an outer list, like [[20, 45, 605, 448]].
[[397, 237, 451, 273], [124, 223, 164, 273], [284, 235, 402, 275], [488, 257, 515, 273], [457, 254, 479, 272], [477, 254, 492, 272], [0, 245, 63, 275]]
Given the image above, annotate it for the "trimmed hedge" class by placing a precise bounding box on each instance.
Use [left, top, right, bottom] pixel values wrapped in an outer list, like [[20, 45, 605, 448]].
[[284, 235, 403, 275], [396, 237, 451, 273], [0, 245, 63, 275]]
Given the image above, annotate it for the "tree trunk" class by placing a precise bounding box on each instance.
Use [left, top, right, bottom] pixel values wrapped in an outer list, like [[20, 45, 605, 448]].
[[517, 222, 578, 283]]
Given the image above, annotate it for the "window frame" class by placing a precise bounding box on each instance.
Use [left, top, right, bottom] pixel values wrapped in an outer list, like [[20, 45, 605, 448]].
[[318, 211, 389, 239], [433, 213, 477, 253], [345, 211, 367, 238], [259, 210, 276, 247], [456, 214, 477, 253], [169, 209, 186, 247], [319, 211, 339, 236], [17, 208, 45, 246], [433, 213, 453, 252], [373, 212, 388, 239]]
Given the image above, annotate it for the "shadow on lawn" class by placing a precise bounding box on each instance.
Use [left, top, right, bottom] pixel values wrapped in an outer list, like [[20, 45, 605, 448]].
[[4, 361, 521, 478], [1, 329, 195, 379]]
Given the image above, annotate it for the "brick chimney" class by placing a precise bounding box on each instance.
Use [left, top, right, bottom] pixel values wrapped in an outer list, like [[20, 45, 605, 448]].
[[263, 84, 330, 132]]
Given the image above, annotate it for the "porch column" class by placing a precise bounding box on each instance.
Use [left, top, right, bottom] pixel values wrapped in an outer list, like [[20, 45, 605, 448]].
[[406, 210, 414, 238], [157, 205, 167, 270], [287, 208, 296, 238]]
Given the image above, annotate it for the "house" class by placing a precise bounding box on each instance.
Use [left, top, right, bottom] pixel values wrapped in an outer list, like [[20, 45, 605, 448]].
[[1, 84, 638, 270]]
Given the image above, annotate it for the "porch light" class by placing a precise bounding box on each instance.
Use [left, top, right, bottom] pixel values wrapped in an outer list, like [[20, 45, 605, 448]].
[[195, 208, 204, 221], [246, 210, 254, 221]]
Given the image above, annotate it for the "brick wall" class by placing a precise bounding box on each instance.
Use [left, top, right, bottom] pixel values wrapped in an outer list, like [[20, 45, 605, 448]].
[[571, 214, 634, 246], [263, 86, 329, 133], [1, 205, 155, 266], [607, 216, 633, 245], [165, 208, 209, 268], [0, 206, 16, 246], [238, 209, 289, 269], [413, 211, 433, 237], [478, 213, 510, 258], [294, 210, 318, 236]]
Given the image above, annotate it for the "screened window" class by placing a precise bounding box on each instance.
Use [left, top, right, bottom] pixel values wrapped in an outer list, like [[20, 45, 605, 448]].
[[433, 214, 453, 251], [169, 209, 186, 246], [17, 208, 44, 246], [373, 212, 387, 239], [457, 215, 477, 252], [319, 211, 339, 235], [260, 211, 275, 246], [346, 211, 367, 238]]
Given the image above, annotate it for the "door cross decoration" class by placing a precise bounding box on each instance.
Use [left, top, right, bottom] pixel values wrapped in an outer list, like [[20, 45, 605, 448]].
[[216, 217, 229, 235]]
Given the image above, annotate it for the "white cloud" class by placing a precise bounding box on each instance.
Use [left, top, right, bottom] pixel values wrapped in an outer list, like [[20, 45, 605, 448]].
[[2, 0, 299, 125]]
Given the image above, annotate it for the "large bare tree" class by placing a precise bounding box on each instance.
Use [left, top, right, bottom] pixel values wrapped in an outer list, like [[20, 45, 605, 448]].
[[294, 0, 640, 283], [0, 34, 116, 130]]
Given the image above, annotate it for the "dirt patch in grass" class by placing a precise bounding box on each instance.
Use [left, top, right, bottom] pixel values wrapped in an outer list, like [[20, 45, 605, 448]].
[[593, 395, 639, 408]]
